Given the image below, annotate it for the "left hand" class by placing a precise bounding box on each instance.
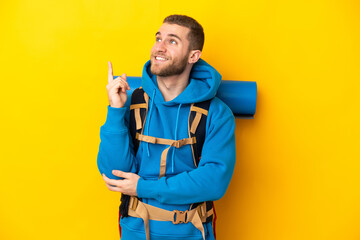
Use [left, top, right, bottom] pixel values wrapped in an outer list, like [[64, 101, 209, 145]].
[[102, 170, 140, 196]]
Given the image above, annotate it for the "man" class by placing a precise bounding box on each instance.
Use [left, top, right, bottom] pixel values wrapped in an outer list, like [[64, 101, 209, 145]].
[[97, 15, 236, 240]]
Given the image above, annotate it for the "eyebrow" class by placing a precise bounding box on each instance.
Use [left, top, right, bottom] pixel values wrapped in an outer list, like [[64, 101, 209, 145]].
[[155, 32, 182, 42]]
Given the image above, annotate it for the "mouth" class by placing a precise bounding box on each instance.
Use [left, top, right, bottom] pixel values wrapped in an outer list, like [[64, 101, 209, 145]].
[[153, 55, 169, 62]]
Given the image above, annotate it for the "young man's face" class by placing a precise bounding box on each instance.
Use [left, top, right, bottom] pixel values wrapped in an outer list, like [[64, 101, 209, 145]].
[[150, 23, 192, 77]]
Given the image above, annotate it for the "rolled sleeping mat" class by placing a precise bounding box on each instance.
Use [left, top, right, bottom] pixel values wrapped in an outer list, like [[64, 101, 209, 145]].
[[217, 80, 257, 119], [120, 76, 257, 119]]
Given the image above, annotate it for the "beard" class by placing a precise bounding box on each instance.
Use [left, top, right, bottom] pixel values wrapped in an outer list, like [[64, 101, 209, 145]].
[[150, 53, 189, 77]]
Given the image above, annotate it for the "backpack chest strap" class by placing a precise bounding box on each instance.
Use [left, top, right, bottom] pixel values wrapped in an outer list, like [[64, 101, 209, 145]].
[[136, 133, 196, 148], [136, 133, 196, 178]]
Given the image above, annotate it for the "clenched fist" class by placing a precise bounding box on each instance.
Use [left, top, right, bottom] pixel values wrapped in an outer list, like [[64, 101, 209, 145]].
[[106, 61, 130, 108]]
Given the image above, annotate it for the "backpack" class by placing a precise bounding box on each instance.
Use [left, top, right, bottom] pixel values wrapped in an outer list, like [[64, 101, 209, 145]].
[[119, 87, 216, 237]]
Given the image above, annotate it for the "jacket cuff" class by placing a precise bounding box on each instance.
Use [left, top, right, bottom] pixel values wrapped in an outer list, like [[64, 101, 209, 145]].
[[137, 177, 158, 199], [102, 105, 128, 133]]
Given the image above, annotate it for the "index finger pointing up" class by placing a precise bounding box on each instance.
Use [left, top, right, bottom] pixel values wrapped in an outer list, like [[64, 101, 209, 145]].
[[108, 61, 114, 84]]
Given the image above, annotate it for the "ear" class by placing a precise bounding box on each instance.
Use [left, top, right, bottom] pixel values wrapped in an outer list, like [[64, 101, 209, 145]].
[[188, 50, 202, 64]]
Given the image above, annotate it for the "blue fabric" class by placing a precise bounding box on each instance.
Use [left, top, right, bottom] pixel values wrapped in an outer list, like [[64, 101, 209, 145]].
[[97, 59, 236, 239]]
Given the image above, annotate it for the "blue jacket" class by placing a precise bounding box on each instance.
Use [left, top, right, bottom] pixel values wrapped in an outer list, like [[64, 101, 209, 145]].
[[97, 59, 236, 240]]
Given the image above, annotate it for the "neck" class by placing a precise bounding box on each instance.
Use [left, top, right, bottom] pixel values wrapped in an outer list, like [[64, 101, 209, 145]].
[[157, 66, 192, 102]]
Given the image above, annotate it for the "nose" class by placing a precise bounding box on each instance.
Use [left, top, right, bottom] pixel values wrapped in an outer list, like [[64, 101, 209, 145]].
[[154, 40, 166, 53]]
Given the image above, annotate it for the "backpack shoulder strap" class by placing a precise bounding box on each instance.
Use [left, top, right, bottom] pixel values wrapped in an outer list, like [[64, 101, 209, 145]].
[[188, 99, 211, 167], [129, 87, 149, 154], [121, 87, 149, 219], [188, 99, 215, 227]]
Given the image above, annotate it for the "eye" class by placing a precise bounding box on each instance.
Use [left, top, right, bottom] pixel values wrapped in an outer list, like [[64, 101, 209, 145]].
[[170, 39, 177, 45], [156, 37, 161, 42]]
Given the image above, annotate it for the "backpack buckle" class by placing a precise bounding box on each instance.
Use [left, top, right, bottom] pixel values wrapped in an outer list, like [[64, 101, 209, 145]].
[[172, 210, 188, 224], [129, 197, 139, 211]]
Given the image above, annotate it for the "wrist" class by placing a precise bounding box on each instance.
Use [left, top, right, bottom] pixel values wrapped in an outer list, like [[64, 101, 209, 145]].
[[109, 101, 124, 108], [110, 104, 124, 108]]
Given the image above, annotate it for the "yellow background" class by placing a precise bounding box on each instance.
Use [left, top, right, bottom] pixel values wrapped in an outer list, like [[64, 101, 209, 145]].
[[1, 0, 359, 239]]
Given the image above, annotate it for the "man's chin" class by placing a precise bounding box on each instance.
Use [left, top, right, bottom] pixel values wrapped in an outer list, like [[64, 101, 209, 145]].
[[150, 68, 169, 77], [149, 61, 186, 77], [150, 66, 160, 76], [150, 64, 167, 76]]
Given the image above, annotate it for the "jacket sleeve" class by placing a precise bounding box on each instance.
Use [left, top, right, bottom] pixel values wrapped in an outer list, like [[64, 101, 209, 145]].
[[136, 98, 236, 204], [97, 105, 137, 179]]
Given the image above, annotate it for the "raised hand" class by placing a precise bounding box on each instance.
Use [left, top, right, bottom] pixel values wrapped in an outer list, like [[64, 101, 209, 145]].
[[106, 61, 131, 108]]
